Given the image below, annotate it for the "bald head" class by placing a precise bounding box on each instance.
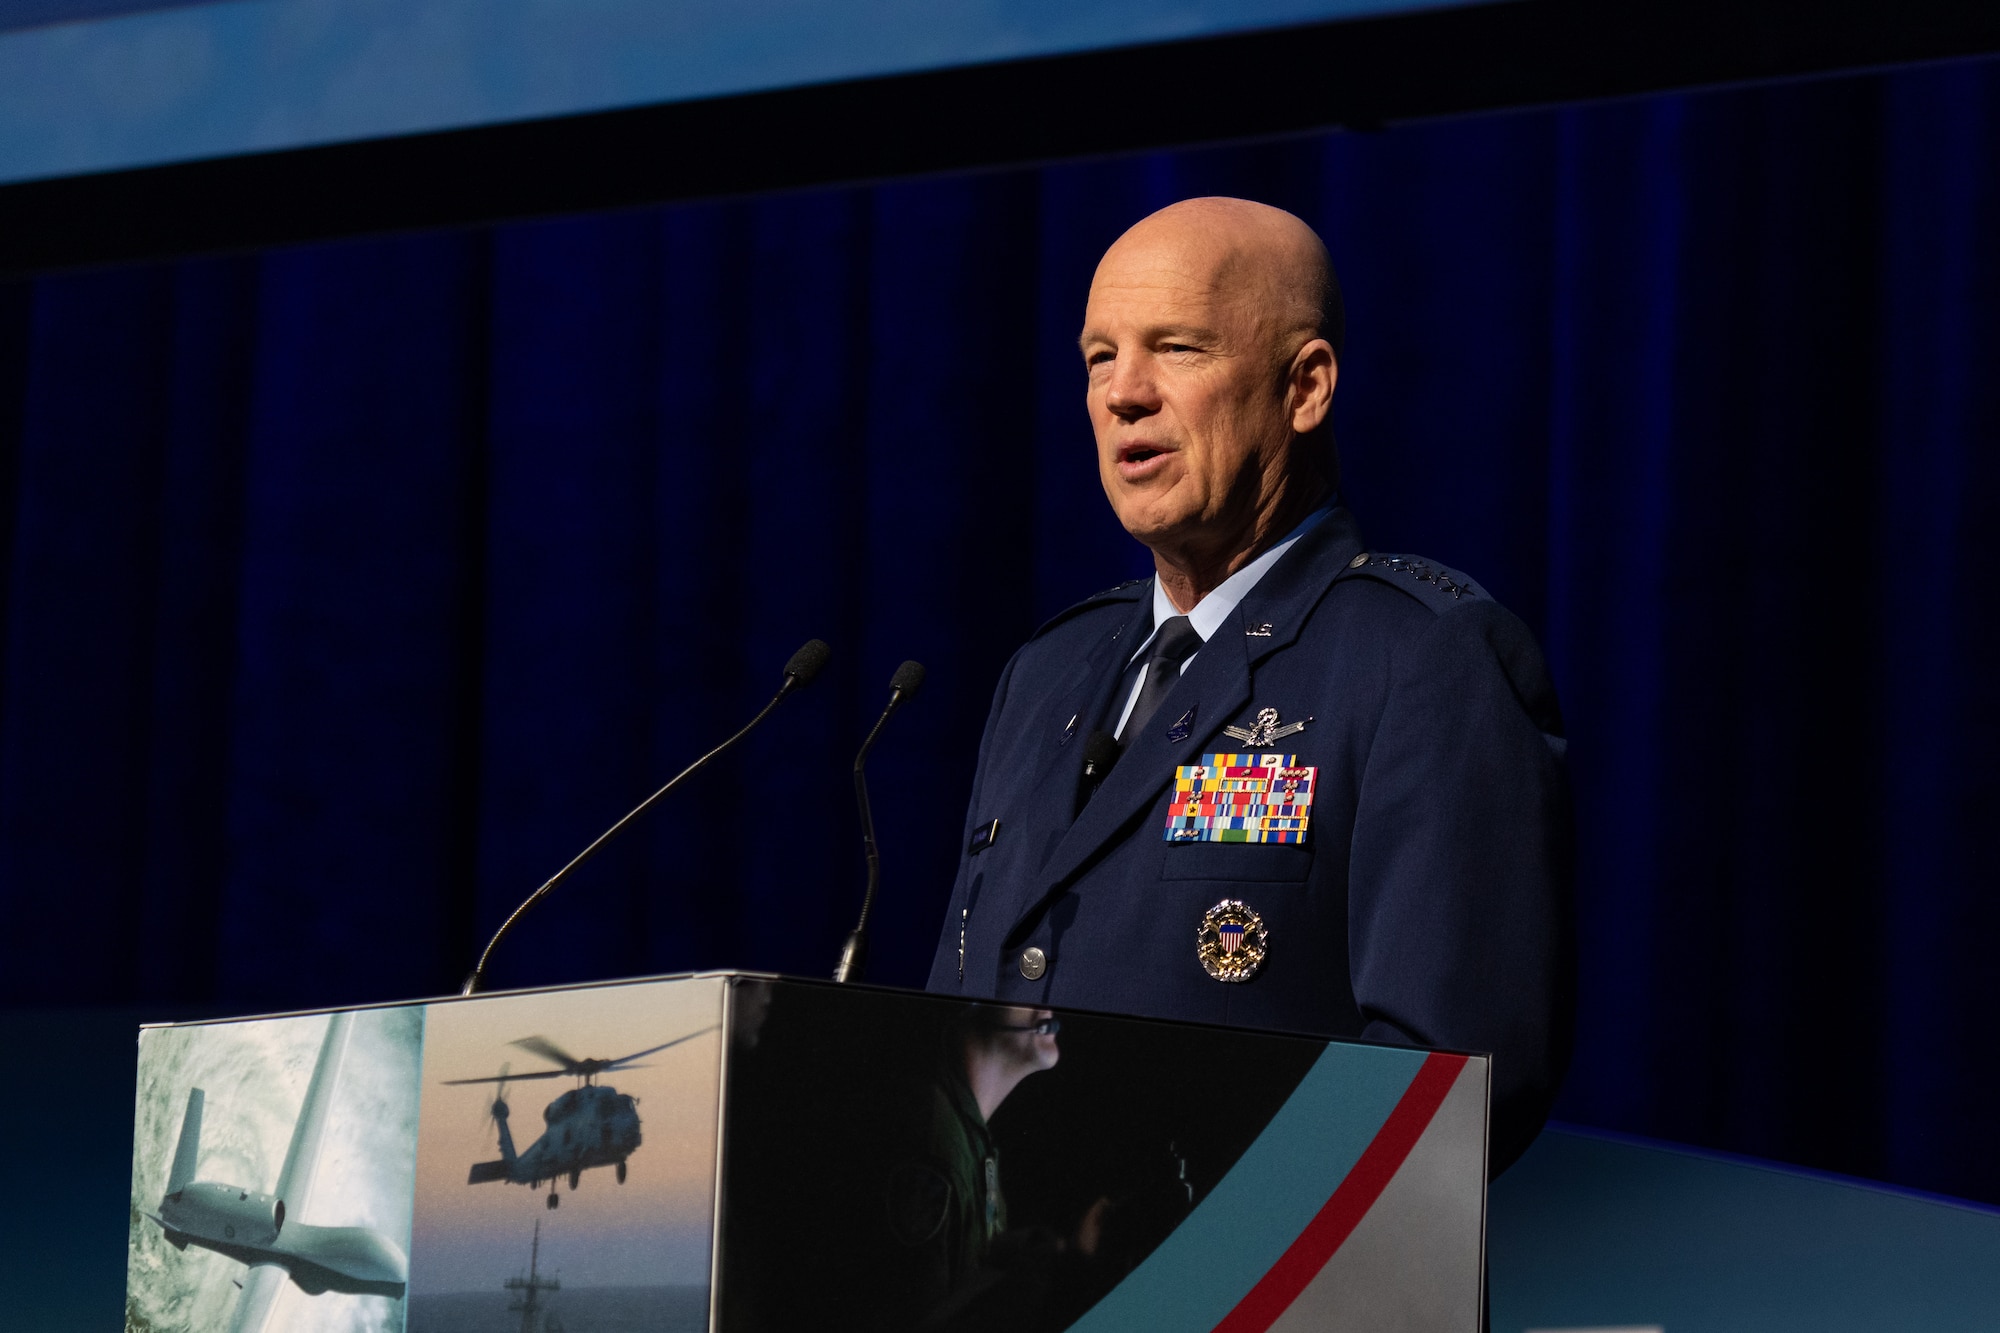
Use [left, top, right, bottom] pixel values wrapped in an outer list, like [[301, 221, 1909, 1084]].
[[1101, 198, 1343, 361], [1080, 198, 1343, 610]]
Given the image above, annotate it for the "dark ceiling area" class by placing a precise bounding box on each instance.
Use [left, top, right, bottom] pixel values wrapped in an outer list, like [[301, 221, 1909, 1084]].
[[2, 0, 1998, 276]]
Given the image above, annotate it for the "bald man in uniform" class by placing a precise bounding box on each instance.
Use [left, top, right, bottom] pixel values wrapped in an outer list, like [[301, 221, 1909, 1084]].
[[926, 198, 1572, 1172]]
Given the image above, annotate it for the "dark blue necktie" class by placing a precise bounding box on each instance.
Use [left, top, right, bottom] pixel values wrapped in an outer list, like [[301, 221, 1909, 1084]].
[[1120, 615, 1203, 748]]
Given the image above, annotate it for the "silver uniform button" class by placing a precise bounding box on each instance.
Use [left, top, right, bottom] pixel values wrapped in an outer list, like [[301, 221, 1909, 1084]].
[[1018, 947, 1047, 980]]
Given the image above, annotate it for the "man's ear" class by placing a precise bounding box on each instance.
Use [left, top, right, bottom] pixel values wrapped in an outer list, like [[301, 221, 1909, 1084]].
[[1288, 339, 1337, 436]]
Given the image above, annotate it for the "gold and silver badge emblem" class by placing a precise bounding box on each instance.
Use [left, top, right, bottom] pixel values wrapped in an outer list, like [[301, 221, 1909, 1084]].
[[1196, 899, 1268, 982], [1223, 707, 1307, 748]]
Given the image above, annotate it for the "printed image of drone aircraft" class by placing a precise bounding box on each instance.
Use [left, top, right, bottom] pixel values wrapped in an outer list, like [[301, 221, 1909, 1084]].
[[145, 1011, 409, 1333], [447, 1026, 716, 1208]]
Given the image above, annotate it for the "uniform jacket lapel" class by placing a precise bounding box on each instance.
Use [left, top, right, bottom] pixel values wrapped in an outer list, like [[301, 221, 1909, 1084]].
[[1012, 592, 1154, 854], [1001, 507, 1367, 944]]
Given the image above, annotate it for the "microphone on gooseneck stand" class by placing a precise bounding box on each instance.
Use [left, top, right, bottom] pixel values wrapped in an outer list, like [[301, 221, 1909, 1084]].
[[832, 659, 927, 984], [460, 638, 833, 996]]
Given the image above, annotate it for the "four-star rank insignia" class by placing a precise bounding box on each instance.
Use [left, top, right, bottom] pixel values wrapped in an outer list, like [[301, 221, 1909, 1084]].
[[1197, 899, 1268, 982], [1224, 707, 1308, 747]]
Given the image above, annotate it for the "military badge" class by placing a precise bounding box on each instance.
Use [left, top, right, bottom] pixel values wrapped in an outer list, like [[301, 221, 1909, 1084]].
[[1164, 753, 1317, 843], [1223, 707, 1308, 747], [1197, 899, 1268, 982]]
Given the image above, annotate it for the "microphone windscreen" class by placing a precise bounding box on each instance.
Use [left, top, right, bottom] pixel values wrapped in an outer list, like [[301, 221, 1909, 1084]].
[[1082, 730, 1121, 777], [784, 639, 833, 686], [889, 660, 927, 697]]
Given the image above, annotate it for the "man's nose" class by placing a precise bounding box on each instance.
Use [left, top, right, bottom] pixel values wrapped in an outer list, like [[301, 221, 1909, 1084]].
[[1102, 354, 1160, 418]]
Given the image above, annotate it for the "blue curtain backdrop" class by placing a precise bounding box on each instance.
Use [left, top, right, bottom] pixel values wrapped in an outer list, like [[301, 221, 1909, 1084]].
[[1, 58, 1995, 1205]]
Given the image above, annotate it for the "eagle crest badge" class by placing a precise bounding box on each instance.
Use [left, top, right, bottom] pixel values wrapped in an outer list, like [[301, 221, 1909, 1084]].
[[1196, 899, 1268, 982]]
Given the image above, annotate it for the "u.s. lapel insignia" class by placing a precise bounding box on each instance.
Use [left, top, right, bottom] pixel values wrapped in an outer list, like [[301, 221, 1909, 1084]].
[[1224, 707, 1308, 747], [1197, 899, 1267, 982]]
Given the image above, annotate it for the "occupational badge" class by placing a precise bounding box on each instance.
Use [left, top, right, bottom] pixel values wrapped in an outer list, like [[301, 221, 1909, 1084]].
[[1197, 899, 1268, 982], [1164, 753, 1317, 844], [1223, 706, 1308, 747]]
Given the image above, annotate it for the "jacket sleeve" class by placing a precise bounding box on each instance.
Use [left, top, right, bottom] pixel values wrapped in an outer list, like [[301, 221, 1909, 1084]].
[[1345, 599, 1575, 1175]]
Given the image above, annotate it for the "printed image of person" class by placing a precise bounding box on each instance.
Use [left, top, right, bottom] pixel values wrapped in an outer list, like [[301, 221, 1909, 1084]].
[[716, 985, 1287, 1333], [884, 1006, 1062, 1323], [721, 996, 1092, 1332]]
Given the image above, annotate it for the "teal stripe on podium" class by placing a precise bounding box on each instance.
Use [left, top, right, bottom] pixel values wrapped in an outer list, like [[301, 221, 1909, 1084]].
[[1069, 1042, 1426, 1331]]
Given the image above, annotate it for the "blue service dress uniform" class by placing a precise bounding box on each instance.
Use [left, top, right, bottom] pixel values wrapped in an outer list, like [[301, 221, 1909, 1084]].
[[925, 506, 1573, 1171]]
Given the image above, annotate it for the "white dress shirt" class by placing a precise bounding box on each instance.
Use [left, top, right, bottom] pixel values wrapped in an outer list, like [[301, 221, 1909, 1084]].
[[1111, 505, 1334, 739]]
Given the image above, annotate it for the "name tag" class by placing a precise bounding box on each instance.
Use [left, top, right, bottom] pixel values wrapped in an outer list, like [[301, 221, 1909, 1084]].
[[1164, 753, 1316, 844]]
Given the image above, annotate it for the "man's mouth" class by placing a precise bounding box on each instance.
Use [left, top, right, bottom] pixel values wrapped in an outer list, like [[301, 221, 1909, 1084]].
[[1116, 441, 1176, 476]]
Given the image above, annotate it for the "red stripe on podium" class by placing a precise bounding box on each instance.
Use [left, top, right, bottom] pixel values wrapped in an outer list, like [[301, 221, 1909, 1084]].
[[1211, 1051, 1469, 1333]]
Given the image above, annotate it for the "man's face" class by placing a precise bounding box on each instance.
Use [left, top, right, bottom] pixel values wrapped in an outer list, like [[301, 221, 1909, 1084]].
[[1080, 230, 1298, 554], [997, 1007, 1061, 1074]]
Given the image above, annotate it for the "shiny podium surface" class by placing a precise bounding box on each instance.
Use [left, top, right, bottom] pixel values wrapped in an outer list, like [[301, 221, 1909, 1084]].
[[123, 971, 1489, 1333]]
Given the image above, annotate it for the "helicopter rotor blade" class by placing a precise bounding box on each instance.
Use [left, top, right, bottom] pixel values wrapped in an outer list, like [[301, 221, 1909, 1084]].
[[600, 1025, 722, 1070], [509, 1036, 585, 1071], [443, 1068, 569, 1085], [472, 1063, 510, 1138]]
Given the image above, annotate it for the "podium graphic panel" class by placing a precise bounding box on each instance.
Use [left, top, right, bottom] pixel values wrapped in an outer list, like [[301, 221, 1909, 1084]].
[[128, 973, 1485, 1333], [406, 976, 724, 1332], [715, 977, 1486, 1333], [127, 1006, 424, 1333]]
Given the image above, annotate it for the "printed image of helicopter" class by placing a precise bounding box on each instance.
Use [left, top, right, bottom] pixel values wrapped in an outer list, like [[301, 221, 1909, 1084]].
[[447, 1026, 716, 1209]]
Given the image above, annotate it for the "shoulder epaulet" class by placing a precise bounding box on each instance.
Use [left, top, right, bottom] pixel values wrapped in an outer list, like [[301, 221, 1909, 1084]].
[[1334, 551, 1489, 609], [1028, 577, 1147, 640]]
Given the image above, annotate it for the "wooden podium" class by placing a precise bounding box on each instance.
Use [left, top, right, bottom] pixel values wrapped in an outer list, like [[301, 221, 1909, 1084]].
[[125, 972, 1489, 1333]]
